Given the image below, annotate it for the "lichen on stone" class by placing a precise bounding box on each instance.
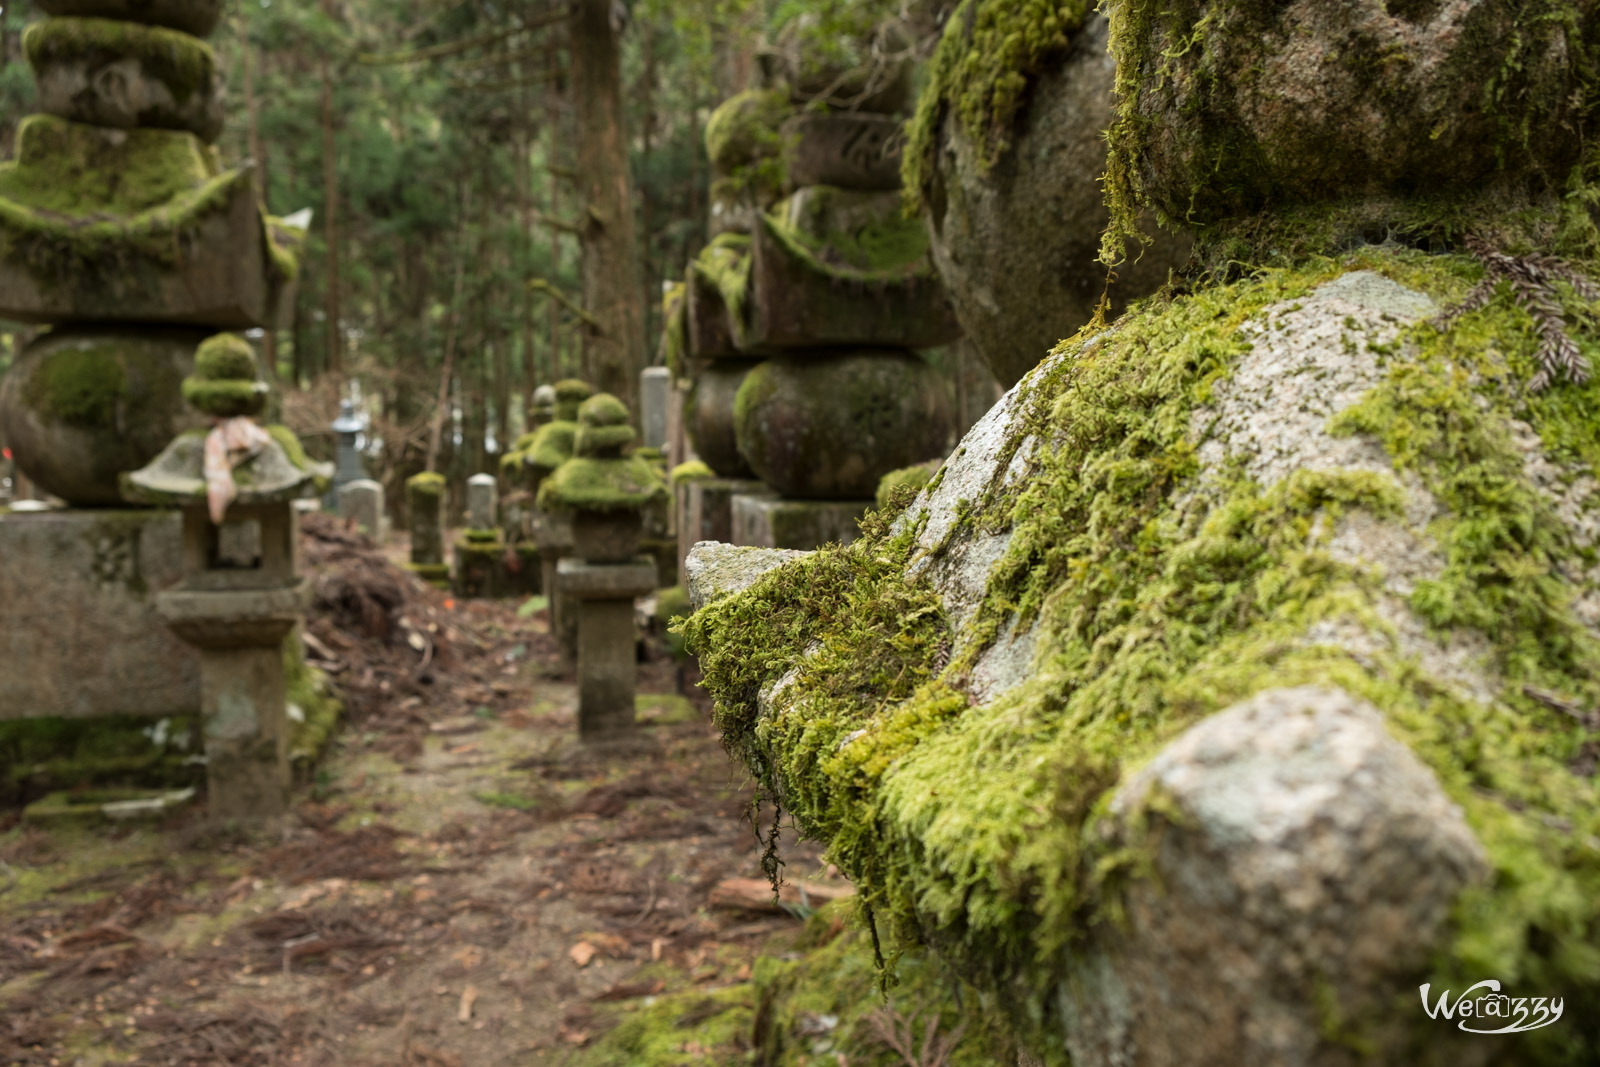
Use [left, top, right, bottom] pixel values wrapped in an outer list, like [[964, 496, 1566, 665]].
[[670, 460, 714, 486]]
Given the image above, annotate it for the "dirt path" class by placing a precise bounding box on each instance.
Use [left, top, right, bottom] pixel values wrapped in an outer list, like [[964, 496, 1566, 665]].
[[0, 521, 830, 1066]]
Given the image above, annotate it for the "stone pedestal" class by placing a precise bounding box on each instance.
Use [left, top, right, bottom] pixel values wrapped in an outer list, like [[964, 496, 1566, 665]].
[[732, 494, 869, 550], [338, 478, 383, 539], [453, 530, 505, 599], [687, 478, 768, 551], [534, 510, 577, 659], [557, 556, 655, 741], [640, 366, 671, 451], [0, 508, 199, 719]]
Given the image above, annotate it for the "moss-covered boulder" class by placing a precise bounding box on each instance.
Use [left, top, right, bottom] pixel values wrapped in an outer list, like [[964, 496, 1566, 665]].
[[733, 351, 952, 499], [38, 0, 223, 38], [875, 458, 942, 511], [26, 17, 225, 141], [905, 4, 1190, 388], [0, 115, 282, 327], [683, 250, 1600, 1063], [1101, 0, 1600, 267], [0, 325, 207, 505], [685, 359, 761, 480]]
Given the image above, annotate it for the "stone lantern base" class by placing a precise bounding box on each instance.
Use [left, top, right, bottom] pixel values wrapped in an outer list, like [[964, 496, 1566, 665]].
[[732, 495, 870, 550], [557, 556, 655, 742]]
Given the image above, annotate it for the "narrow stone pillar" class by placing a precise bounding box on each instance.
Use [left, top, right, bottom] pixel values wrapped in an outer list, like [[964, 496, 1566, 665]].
[[466, 472, 498, 530], [640, 366, 671, 451], [339, 478, 384, 539], [405, 472, 448, 585], [558, 557, 656, 740]]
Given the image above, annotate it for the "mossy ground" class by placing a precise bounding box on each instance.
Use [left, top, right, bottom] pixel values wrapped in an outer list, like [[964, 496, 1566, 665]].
[[682, 245, 1600, 1061]]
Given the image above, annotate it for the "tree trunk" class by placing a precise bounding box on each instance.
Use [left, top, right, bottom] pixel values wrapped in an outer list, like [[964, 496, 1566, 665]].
[[546, 49, 564, 383], [319, 58, 343, 377], [570, 0, 647, 415], [239, 25, 279, 381]]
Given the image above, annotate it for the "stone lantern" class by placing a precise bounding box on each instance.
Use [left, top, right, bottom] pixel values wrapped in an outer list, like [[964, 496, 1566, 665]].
[[330, 399, 368, 491], [538, 394, 667, 741], [122, 333, 331, 818], [525, 378, 593, 657]]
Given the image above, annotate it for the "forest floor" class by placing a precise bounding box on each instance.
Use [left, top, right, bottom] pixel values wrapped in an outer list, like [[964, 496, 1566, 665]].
[[0, 517, 843, 1066]]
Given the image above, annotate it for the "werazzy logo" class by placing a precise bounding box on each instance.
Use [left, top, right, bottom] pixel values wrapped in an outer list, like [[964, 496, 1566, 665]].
[[1420, 980, 1563, 1034]]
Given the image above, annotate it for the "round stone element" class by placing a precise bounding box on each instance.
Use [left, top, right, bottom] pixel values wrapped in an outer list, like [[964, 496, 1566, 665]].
[[25, 18, 225, 142], [733, 351, 952, 499], [0, 326, 208, 505], [916, 13, 1190, 388], [1108, 0, 1596, 225], [37, 0, 223, 38], [685, 359, 761, 480]]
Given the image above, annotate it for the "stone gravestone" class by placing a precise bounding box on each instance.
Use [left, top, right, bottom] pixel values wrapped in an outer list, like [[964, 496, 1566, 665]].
[[338, 478, 383, 539], [639, 366, 671, 452], [405, 472, 448, 587], [466, 473, 498, 531]]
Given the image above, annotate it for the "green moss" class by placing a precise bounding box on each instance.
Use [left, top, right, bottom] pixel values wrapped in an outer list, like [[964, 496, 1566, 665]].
[[0, 713, 199, 805], [903, 0, 1093, 213], [404, 561, 450, 584], [705, 88, 791, 172], [753, 901, 1025, 1066], [181, 376, 266, 418], [671, 460, 715, 485], [285, 637, 341, 775], [24, 17, 217, 104], [193, 332, 255, 380], [690, 233, 753, 349], [21, 341, 127, 425], [264, 215, 303, 281], [553, 378, 593, 420], [775, 186, 931, 274], [572, 984, 756, 1066], [761, 210, 932, 286], [874, 460, 942, 512], [0, 115, 250, 288], [682, 248, 1600, 1060], [406, 470, 446, 499], [662, 280, 688, 380], [264, 424, 326, 493], [1097, 0, 1600, 271], [526, 420, 578, 473], [576, 423, 636, 456], [537, 455, 668, 514]]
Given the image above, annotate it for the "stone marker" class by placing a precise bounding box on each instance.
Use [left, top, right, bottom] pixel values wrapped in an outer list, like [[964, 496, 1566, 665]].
[[122, 333, 332, 818], [639, 366, 671, 452], [338, 478, 383, 539], [466, 472, 498, 531], [731, 494, 868, 551], [405, 471, 448, 585], [541, 394, 669, 741]]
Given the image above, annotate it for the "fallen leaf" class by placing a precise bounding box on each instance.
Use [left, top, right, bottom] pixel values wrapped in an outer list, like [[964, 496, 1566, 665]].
[[458, 984, 478, 1022], [569, 941, 597, 968], [559, 1026, 590, 1046], [651, 937, 664, 962]]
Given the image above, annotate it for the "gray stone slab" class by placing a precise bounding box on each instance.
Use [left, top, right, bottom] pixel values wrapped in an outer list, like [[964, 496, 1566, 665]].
[[684, 540, 808, 611], [0, 508, 199, 719], [467, 473, 498, 530], [731, 494, 869, 550], [640, 366, 671, 451], [557, 556, 657, 600]]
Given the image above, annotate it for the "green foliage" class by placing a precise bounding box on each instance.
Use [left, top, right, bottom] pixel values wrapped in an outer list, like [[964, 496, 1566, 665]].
[[684, 248, 1600, 1059], [903, 0, 1092, 212]]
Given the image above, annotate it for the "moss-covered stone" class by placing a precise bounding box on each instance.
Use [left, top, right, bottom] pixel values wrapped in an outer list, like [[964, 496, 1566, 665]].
[[670, 460, 714, 486], [405, 471, 446, 498], [682, 248, 1600, 1061], [903, 0, 1092, 209], [687, 233, 754, 356], [1100, 0, 1600, 270], [537, 455, 668, 515], [552, 378, 594, 421], [0, 326, 203, 505], [526, 420, 579, 474], [39, 0, 224, 38], [179, 376, 266, 418], [773, 185, 929, 275], [705, 88, 791, 174], [192, 332, 256, 381], [685, 360, 761, 480], [732, 351, 952, 499], [660, 280, 688, 380], [24, 17, 219, 106]]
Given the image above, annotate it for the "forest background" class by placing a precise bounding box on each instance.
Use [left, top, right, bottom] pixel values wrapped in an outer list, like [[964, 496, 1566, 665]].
[[0, 0, 920, 501]]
